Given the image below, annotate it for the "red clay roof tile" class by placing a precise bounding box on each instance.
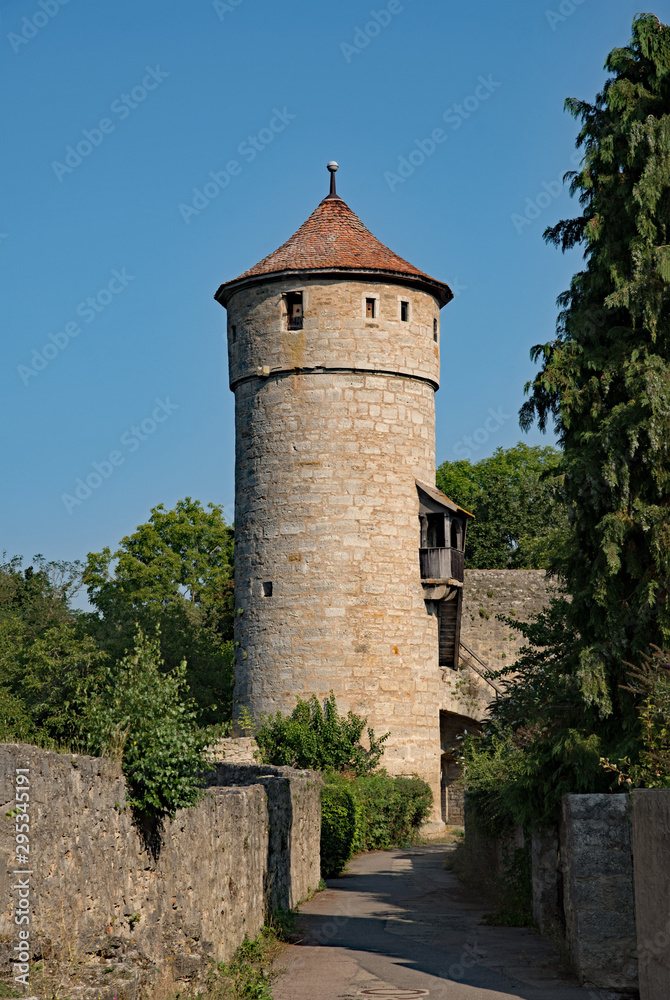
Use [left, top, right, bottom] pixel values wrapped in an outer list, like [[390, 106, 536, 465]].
[[216, 195, 452, 306]]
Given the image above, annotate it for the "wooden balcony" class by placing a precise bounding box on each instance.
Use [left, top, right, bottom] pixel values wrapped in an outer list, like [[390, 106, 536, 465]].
[[450, 549, 464, 582], [419, 547, 464, 583]]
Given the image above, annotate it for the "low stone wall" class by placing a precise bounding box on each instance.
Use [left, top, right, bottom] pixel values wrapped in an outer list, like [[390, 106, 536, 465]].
[[0, 743, 321, 990], [560, 794, 637, 991], [209, 763, 322, 910], [631, 789, 670, 1000]]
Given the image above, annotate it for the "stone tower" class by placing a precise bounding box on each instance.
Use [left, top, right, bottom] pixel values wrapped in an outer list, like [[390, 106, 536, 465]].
[[215, 164, 473, 822]]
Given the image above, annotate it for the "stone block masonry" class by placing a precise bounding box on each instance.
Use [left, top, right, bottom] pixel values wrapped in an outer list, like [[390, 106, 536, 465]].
[[228, 276, 448, 815], [0, 744, 321, 985], [560, 793, 637, 991], [210, 763, 323, 911], [631, 789, 670, 1000], [460, 568, 558, 672]]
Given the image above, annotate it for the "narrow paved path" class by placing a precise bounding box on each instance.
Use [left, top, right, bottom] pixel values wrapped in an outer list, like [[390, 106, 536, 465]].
[[274, 844, 609, 1000]]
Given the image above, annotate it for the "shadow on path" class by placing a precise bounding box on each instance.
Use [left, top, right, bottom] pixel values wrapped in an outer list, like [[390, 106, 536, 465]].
[[273, 844, 610, 1000]]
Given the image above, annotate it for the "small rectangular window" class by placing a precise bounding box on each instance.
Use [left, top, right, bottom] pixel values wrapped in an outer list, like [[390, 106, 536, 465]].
[[285, 291, 303, 331], [262, 581, 273, 597], [400, 300, 409, 322], [365, 297, 376, 319], [433, 319, 438, 341], [231, 324, 237, 343]]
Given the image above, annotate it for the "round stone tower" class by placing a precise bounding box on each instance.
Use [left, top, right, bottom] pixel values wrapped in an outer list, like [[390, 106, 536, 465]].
[[215, 164, 471, 817]]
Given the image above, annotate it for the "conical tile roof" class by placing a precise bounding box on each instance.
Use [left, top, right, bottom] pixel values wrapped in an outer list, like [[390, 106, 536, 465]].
[[215, 193, 452, 307]]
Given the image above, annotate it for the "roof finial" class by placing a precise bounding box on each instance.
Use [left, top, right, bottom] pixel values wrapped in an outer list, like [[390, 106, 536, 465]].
[[326, 161, 339, 199]]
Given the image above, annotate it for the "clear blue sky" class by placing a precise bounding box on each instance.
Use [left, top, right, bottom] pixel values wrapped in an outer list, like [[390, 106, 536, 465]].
[[0, 0, 656, 584]]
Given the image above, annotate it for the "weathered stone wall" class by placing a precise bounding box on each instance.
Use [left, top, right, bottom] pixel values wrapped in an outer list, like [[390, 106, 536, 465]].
[[210, 763, 322, 911], [0, 744, 321, 984], [631, 789, 670, 1000], [209, 736, 259, 763], [560, 793, 637, 991], [460, 569, 558, 673]]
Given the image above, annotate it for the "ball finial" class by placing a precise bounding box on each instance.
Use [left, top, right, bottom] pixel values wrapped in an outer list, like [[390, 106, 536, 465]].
[[326, 161, 339, 198]]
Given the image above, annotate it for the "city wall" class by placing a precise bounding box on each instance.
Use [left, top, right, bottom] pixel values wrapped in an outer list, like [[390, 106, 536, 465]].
[[0, 744, 321, 993]]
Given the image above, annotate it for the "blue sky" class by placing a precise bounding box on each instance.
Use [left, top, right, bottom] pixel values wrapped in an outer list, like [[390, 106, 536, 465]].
[[0, 0, 656, 587]]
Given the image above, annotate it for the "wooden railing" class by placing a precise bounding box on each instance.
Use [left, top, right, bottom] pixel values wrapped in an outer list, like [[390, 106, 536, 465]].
[[419, 547, 464, 582], [450, 549, 464, 582]]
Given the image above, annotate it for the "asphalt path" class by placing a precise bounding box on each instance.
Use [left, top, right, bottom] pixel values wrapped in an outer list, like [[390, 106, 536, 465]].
[[273, 844, 614, 1000]]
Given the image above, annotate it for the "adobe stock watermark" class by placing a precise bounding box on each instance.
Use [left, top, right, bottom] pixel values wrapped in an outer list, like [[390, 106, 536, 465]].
[[17, 268, 135, 385], [546, 0, 587, 31], [10, 767, 31, 989], [51, 66, 169, 182], [213, 0, 245, 19], [511, 149, 581, 234], [383, 75, 502, 192], [178, 106, 296, 224], [451, 406, 510, 460], [340, 0, 413, 62], [61, 397, 179, 514], [7, 0, 71, 54], [438, 937, 487, 981], [450, 277, 466, 299]]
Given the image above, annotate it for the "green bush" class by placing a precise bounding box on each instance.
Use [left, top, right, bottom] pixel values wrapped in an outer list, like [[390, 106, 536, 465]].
[[85, 626, 210, 820], [320, 771, 433, 878], [320, 778, 359, 878], [354, 773, 433, 851], [255, 691, 388, 775]]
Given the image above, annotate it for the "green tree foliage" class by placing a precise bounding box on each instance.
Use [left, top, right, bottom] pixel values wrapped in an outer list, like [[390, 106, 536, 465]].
[[603, 645, 670, 788], [463, 16, 670, 828], [86, 627, 209, 819], [0, 556, 104, 747], [84, 498, 235, 724], [520, 14, 670, 710], [436, 443, 567, 569], [255, 692, 389, 775]]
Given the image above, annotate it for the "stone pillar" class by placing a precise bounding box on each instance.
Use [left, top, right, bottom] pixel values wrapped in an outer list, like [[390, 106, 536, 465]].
[[631, 789, 670, 1000], [560, 793, 637, 991]]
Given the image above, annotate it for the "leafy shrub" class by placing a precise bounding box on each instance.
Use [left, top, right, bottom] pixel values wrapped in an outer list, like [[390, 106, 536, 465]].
[[484, 844, 534, 927], [86, 626, 209, 819], [207, 927, 281, 1000], [320, 778, 359, 877], [255, 691, 388, 775], [354, 773, 433, 851], [320, 771, 433, 878], [603, 646, 670, 789], [459, 722, 606, 834]]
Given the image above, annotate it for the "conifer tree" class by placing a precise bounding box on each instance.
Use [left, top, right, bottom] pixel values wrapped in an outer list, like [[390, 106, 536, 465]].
[[460, 16, 670, 829], [521, 13, 670, 723]]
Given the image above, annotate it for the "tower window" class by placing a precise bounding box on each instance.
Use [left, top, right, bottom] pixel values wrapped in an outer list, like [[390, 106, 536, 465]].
[[433, 319, 438, 341], [365, 297, 376, 319], [285, 291, 303, 331], [262, 581, 273, 597], [400, 300, 409, 322], [231, 324, 237, 343]]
